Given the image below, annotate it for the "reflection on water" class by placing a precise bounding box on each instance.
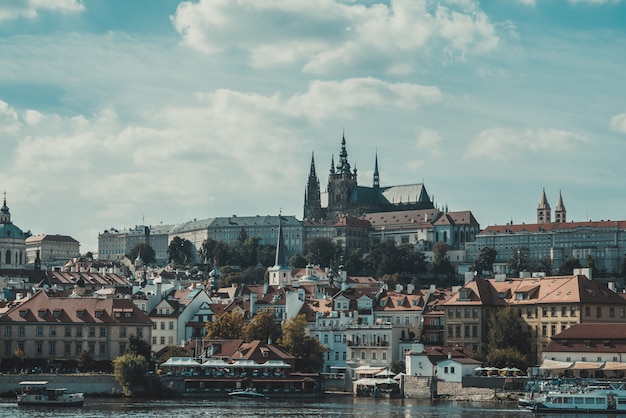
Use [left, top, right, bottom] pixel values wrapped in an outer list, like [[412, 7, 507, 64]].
[[0, 397, 620, 418]]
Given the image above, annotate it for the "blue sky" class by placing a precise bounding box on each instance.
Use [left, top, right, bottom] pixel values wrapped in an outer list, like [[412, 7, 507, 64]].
[[1, 0, 625, 253]]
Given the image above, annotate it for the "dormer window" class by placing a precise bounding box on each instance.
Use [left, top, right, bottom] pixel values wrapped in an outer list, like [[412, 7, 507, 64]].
[[38, 310, 46, 318], [53, 310, 61, 318], [76, 310, 85, 318], [95, 310, 103, 318], [19, 310, 27, 318]]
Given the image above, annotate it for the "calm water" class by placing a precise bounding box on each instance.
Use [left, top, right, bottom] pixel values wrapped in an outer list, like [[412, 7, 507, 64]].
[[0, 397, 619, 418]]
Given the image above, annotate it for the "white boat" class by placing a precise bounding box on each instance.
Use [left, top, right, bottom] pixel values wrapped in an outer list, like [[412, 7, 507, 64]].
[[17, 381, 84, 407], [228, 387, 268, 400], [520, 382, 626, 413]]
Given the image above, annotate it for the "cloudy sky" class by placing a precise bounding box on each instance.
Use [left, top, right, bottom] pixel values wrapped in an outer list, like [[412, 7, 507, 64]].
[[1, 0, 625, 253]]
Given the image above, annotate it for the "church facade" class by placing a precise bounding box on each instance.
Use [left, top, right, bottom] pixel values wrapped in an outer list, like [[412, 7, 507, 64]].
[[0, 194, 28, 270], [304, 134, 434, 221]]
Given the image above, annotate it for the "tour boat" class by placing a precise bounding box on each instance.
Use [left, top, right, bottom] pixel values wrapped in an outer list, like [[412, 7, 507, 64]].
[[17, 381, 84, 407], [228, 387, 269, 400], [519, 382, 626, 413]]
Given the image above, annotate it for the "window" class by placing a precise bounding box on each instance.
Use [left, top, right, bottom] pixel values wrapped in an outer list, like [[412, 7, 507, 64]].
[[472, 325, 478, 337], [561, 306, 567, 316], [621, 308, 625, 318], [119, 343, 126, 354], [597, 307, 602, 318], [448, 309, 453, 318], [551, 307, 557, 317], [89, 327, 96, 337], [120, 327, 127, 338], [152, 323, 157, 330], [160, 336, 165, 345], [456, 309, 461, 318], [136, 328, 143, 338], [4, 341, 11, 356], [585, 307, 591, 317], [324, 334, 329, 344], [36, 326, 43, 337], [372, 352, 377, 360], [49, 341, 56, 354], [451, 367, 455, 374], [95, 310, 103, 318], [4, 326, 11, 337], [65, 327, 72, 337], [152, 337, 157, 344], [64, 342, 71, 355], [455, 325, 461, 337], [100, 343, 107, 355], [610, 307, 615, 318], [36, 342, 43, 354], [75, 342, 82, 355], [38, 310, 46, 318], [542, 307, 547, 317], [571, 306, 577, 317], [444, 367, 449, 373], [551, 325, 556, 335], [382, 352, 387, 360], [18, 326, 25, 337], [169, 321, 174, 330], [542, 325, 547, 336], [49, 326, 56, 337], [447, 326, 452, 337], [100, 327, 106, 337], [361, 352, 365, 359], [53, 310, 61, 318], [160, 322, 165, 330], [76, 327, 83, 337], [464, 326, 470, 337], [527, 308, 533, 318], [464, 308, 470, 318], [473, 308, 478, 319]]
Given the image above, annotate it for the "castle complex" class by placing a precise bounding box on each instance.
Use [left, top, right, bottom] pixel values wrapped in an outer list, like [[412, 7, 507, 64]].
[[304, 133, 434, 221]]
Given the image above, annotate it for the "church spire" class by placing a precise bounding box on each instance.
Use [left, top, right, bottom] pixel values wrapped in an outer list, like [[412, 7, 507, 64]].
[[555, 190, 566, 223], [274, 213, 286, 267], [329, 154, 335, 175], [537, 188, 551, 224], [373, 152, 380, 189], [304, 152, 322, 220], [337, 131, 351, 174]]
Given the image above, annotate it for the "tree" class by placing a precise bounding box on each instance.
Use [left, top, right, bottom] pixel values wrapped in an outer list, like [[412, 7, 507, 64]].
[[485, 347, 528, 371], [156, 345, 191, 365], [507, 247, 532, 276], [125, 335, 152, 362], [113, 353, 149, 396], [167, 236, 194, 266], [471, 246, 497, 275], [279, 314, 326, 372], [128, 242, 156, 265], [205, 311, 245, 340], [288, 253, 308, 269], [77, 349, 94, 372], [558, 257, 582, 275], [303, 237, 340, 267], [432, 241, 455, 277], [244, 309, 283, 343], [390, 360, 405, 375], [538, 257, 553, 276], [256, 244, 276, 267], [199, 238, 218, 266], [486, 306, 530, 355]]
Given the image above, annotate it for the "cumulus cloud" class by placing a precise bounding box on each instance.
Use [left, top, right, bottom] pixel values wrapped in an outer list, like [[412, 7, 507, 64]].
[[0, 100, 21, 135], [569, 0, 620, 4], [171, 0, 499, 73], [464, 127, 587, 160], [611, 112, 626, 134], [415, 128, 442, 156], [0, 0, 84, 20]]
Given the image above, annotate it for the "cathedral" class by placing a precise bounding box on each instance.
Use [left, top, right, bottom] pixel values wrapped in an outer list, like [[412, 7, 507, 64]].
[[304, 134, 434, 220]]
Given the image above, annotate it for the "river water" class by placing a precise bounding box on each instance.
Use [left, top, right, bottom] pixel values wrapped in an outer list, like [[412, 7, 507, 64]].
[[0, 396, 617, 417]]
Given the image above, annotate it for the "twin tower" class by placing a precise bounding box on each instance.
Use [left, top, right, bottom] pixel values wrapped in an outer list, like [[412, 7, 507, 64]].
[[537, 189, 566, 224]]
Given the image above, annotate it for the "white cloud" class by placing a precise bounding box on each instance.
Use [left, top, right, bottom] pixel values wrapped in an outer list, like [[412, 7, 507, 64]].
[[611, 112, 626, 134], [464, 127, 587, 160], [415, 128, 442, 156], [0, 100, 21, 135], [515, 0, 536, 6], [0, 0, 84, 20], [172, 0, 499, 73], [569, 0, 620, 4]]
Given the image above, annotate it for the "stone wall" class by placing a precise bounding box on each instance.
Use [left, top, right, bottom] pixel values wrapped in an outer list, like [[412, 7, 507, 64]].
[[403, 376, 435, 399], [436, 381, 496, 401], [0, 374, 122, 396]]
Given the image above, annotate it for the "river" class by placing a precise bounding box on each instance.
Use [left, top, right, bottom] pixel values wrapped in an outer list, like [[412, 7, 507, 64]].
[[0, 396, 618, 418]]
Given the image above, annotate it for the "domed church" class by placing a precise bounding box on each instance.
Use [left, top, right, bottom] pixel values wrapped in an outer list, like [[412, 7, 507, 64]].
[[0, 193, 27, 270]]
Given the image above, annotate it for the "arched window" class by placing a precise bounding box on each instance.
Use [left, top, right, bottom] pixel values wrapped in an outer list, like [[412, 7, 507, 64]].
[[5, 250, 10, 264]]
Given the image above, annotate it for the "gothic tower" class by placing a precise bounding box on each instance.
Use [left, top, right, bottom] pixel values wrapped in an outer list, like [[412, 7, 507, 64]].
[[371, 152, 380, 211], [327, 133, 357, 219], [537, 188, 551, 224], [554, 190, 566, 223], [303, 152, 322, 220]]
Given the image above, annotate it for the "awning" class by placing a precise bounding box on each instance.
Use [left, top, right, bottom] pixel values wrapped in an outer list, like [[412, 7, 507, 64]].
[[569, 361, 603, 370], [161, 357, 201, 367], [602, 362, 626, 371], [539, 359, 573, 370]]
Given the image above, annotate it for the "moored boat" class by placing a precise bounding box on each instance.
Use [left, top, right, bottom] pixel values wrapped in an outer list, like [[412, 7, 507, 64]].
[[17, 381, 84, 407], [519, 382, 626, 413], [228, 387, 269, 400]]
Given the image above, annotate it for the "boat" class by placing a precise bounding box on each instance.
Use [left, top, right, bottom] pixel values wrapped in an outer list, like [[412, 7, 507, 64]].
[[16, 381, 84, 407], [519, 382, 626, 413], [228, 387, 269, 400]]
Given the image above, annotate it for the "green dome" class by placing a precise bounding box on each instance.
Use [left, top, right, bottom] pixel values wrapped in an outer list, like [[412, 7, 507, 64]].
[[0, 222, 25, 239]]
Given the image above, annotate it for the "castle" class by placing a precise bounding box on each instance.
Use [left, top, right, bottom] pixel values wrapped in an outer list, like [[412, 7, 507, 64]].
[[303, 133, 434, 221]]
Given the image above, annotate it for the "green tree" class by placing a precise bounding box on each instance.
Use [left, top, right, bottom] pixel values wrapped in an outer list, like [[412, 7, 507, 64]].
[[303, 237, 340, 267], [156, 345, 191, 365], [471, 246, 497, 275], [257, 244, 277, 267], [128, 242, 156, 265], [77, 349, 94, 372], [344, 249, 366, 276], [199, 238, 218, 266], [167, 236, 194, 266], [279, 314, 326, 372], [485, 347, 528, 371], [432, 241, 455, 276], [125, 335, 152, 362], [486, 306, 530, 355], [538, 257, 553, 276], [244, 309, 283, 343], [507, 247, 532, 276], [113, 353, 149, 396], [288, 253, 308, 269], [390, 360, 405, 375], [364, 240, 401, 277], [558, 257, 582, 275], [205, 311, 245, 340]]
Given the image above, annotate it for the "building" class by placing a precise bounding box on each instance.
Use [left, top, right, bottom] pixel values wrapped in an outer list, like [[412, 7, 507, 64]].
[[0, 289, 152, 362], [442, 269, 626, 363], [303, 134, 434, 221], [97, 224, 173, 265], [25, 234, 80, 267], [0, 195, 28, 270], [471, 190, 625, 274]]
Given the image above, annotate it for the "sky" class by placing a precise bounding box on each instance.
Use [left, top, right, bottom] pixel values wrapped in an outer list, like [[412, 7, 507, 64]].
[[1, 0, 626, 253]]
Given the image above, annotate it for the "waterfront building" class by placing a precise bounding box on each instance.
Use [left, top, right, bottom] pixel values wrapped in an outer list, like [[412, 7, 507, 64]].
[[0, 289, 152, 362], [442, 269, 626, 363], [0, 195, 28, 270], [405, 342, 474, 377], [25, 234, 80, 267]]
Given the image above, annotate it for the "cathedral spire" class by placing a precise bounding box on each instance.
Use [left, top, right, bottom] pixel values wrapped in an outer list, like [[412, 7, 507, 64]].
[[329, 154, 335, 175], [537, 188, 551, 224], [373, 152, 380, 189], [555, 190, 566, 223], [304, 152, 322, 220], [337, 131, 351, 174]]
